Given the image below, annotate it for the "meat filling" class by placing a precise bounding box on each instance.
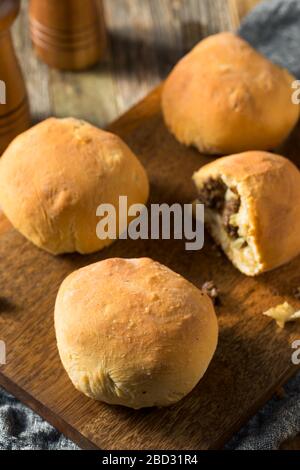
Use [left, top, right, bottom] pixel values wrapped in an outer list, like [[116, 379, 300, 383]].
[[198, 178, 241, 240], [222, 197, 240, 238], [197, 178, 226, 211]]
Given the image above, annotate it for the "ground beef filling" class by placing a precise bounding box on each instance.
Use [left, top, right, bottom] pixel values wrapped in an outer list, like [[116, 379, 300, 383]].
[[222, 198, 240, 238], [198, 178, 241, 239], [197, 178, 226, 211]]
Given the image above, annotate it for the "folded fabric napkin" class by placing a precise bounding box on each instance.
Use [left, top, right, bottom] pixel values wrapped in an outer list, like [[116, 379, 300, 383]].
[[0, 387, 78, 450], [238, 0, 300, 78]]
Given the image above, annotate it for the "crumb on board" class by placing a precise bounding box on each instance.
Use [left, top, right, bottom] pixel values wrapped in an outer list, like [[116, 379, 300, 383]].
[[201, 280, 220, 305], [263, 301, 300, 328]]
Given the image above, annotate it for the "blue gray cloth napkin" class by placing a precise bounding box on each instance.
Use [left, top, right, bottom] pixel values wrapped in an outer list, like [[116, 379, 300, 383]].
[[1, 0, 300, 450], [0, 387, 78, 450], [226, 372, 300, 450], [238, 0, 300, 78]]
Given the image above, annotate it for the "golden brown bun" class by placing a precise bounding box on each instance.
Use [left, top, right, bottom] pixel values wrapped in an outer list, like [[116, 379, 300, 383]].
[[54, 257, 218, 409], [193, 151, 300, 275], [0, 118, 149, 254], [162, 32, 299, 155]]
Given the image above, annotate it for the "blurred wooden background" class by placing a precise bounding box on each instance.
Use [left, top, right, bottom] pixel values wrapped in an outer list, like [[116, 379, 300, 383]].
[[9, 0, 299, 450], [12, 0, 261, 125]]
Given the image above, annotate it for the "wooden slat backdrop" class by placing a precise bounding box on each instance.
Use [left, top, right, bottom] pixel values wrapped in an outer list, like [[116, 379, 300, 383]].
[[6, 0, 298, 450], [13, 0, 261, 125]]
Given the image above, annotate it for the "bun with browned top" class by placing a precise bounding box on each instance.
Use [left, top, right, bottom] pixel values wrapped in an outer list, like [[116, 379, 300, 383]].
[[0, 117, 149, 254], [162, 32, 299, 155], [54, 257, 218, 409]]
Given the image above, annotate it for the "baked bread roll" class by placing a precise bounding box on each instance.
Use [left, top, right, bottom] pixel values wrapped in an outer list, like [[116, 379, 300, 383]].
[[54, 257, 218, 409], [162, 32, 299, 155], [193, 151, 300, 276], [0, 118, 149, 254]]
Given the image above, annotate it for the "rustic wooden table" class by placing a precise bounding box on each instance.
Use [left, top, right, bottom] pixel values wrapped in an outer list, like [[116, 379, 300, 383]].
[[7, 0, 299, 450]]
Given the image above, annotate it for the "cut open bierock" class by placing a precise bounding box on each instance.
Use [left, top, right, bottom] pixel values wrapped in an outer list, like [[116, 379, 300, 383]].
[[193, 151, 300, 276]]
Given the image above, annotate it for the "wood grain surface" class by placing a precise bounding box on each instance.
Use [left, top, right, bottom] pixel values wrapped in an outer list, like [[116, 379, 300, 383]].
[[1, 0, 299, 450], [1, 86, 300, 450]]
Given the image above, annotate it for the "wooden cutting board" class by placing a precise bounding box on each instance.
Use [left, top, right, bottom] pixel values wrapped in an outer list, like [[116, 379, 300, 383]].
[[0, 86, 300, 450]]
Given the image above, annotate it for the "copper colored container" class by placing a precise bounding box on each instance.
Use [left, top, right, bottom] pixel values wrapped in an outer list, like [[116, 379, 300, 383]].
[[0, 0, 30, 155], [29, 0, 106, 70]]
